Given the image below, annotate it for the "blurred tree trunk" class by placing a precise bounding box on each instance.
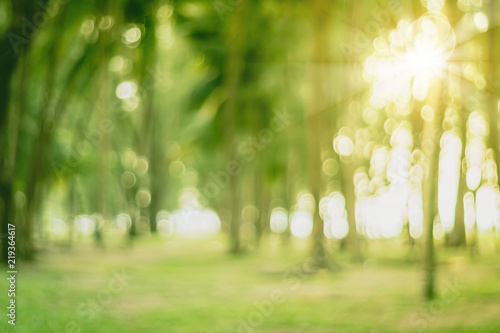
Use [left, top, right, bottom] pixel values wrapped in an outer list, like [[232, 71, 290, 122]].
[[307, 0, 331, 269], [0, 0, 49, 263], [341, 90, 361, 259], [125, 179, 139, 240], [338, 0, 362, 263], [228, 173, 242, 254], [488, 1, 500, 189], [422, 83, 444, 301], [140, 0, 160, 234], [94, 91, 108, 245], [94, 7, 114, 246], [257, 176, 270, 247], [0, 35, 18, 262], [339, 160, 362, 261], [224, 0, 247, 254], [448, 107, 467, 247], [449, 168, 466, 247], [1, 50, 28, 263], [408, 101, 425, 252], [253, 173, 263, 245], [67, 178, 78, 247], [147, 101, 162, 235], [284, 151, 295, 242]]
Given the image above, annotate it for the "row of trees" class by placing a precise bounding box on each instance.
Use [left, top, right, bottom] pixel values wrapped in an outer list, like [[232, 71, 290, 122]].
[[0, 0, 499, 300]]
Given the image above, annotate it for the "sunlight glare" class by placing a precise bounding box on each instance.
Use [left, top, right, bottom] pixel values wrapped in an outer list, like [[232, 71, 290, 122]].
[[290, 211, 313, 238], [473, 12, 488, 31], [270, 207, 288, 233], [476, 186, 498, 232]]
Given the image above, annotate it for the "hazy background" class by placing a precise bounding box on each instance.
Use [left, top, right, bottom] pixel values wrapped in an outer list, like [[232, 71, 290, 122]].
[[1, 0, 500, 332]]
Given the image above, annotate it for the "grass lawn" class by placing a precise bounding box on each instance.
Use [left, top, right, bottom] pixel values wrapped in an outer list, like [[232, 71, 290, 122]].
[[1, 236, 499, 332]]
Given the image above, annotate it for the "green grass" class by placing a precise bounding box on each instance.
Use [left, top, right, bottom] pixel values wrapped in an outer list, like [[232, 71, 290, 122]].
[[1, 236, 500, 333]]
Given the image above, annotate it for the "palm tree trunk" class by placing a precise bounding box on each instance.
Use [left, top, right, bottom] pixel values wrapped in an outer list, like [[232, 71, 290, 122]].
[[224, 0, 247, 254], [307, 0, 332, 269], [422, 83, 444, 300]]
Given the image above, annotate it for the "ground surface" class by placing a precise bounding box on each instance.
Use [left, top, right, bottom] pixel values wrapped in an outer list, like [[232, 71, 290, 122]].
[[1, 237, 499, 333]]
